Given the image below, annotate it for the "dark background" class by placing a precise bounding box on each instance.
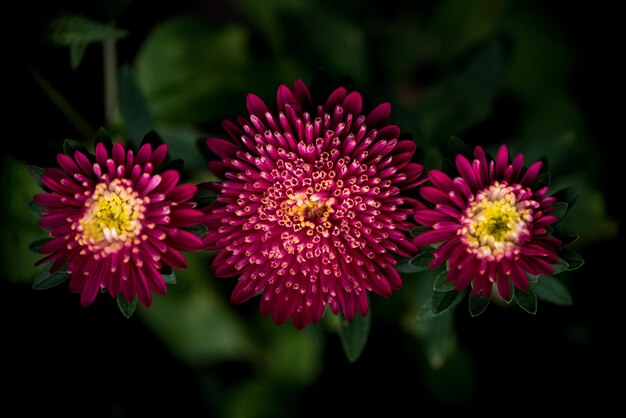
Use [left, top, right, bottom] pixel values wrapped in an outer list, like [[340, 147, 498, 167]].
[[3, 0, 620, 416]]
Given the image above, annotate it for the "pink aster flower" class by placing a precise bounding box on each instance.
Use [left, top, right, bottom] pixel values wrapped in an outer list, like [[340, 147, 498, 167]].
[[413, 145, 561, 300], [34, 140, 205, 307], [204, 80, 424, 329]]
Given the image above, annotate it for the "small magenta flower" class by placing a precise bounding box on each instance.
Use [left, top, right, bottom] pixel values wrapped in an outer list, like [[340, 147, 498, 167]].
[[34, 140, 204, 307], [204, 80, 424, 329], [413, 145, 561, 300]]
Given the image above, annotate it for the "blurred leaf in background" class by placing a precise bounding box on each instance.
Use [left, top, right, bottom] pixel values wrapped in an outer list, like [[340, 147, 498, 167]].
[[0, 156, 47, 284], [47, 13, 128, 68]]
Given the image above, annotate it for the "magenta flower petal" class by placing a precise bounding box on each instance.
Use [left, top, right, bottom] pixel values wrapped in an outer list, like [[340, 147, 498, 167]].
[[34, 141, 204, 308], [203, 80, 423, 329], [414, 144, 561, 301]]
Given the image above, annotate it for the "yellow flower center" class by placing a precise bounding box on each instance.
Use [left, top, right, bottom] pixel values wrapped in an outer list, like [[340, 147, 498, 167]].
[[76, 179, 146, 255], [281, 191, 335, 237], [460, 183, 533, 260]]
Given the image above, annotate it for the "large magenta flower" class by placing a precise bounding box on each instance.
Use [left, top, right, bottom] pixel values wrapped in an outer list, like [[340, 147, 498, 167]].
[[413, 145, 561, 300], [204, 80, 424, 329], [34, 141, 204, 307]]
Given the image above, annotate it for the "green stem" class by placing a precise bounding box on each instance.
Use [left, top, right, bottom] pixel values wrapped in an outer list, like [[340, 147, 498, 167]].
[[103, 39, 119, 127]]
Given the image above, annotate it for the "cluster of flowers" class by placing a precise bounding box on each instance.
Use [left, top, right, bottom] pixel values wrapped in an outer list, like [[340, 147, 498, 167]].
[[31, 80, 577, 328]]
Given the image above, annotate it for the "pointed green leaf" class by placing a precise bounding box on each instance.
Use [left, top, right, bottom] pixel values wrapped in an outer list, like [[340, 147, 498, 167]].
[[433, 270, 455, 292], [514, 288, 537, 314], [158, 158, 184, 174], [531, 277, 572, 306], [69, 42, 87, 69], [185, 224, 208, 239], [28, 201, 45, 216], [409, 249, 435, 272], [32, 265, 70, 290], [552, 224, 579, 245], [117, 295, 138, 318], [551, 202, 568, 221], [194, 187, 218, 208], [47, 14, 128, 46], [95, 128, 114, 149], [410, 226, 431, 237], [527, 274, 539, 283], [552, 187, 580, 209], [120, 66, 156, 146], [469, 294, 490, 317], [63, 139, 88, 156], [28, 237, 52, 253], [338, 311, 371, 362], [431, 290, 462, 316], [559, 248, 584, 270], [552, 258, 569, 275], [27, 166, 46, 189], [532, 172, 551, 189], [432, 277, 464, 316], [47, 14, 127, 69], [162, 271, 177, 285]]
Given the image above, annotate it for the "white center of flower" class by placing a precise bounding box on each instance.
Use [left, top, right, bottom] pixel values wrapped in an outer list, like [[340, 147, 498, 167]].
[[76, 179, 146, 255], [460, 183, 533, 261]]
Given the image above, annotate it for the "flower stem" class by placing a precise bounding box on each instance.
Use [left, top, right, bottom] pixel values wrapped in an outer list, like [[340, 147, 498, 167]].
[[103, 39, 119, 128]]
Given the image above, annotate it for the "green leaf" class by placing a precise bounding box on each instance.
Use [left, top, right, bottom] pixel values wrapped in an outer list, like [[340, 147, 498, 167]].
[[63, 139, 88, 156], [69, 43, 87, 69], [531, 277, 572, 306], [552, 224, 579, 244], [186, 224, 208, 239], [159, 126, 207, 171], [559, 248, 584, 271], [32, 265, 70, 290], [513, 288, 537, 314], [431, 275, 464, 316], [136, 16, 251, 125], [194, 188, 218, 208], [28, 201, 45, 216], [47, 14, 127, 68], [552, 258, 569, 275], [551, 202, 568, 222], [117, 295, 138, 318], [532, 172, 551, 189], [433, 270, 455, 292], [409, 249, 435, 272], [552, 187, 580, 209], [432, 290, 462, 316], [47, 14, 128, 46], [162, 271, 177, 285], [2, 157, 49, 283], [410, 226, 431, 237], [29, 237, 52, 253], [338, 311, 371, 362], [27, 166, 46, 189], [95, 128, 114, 149], [469, 294, 490, 317], [416, 42, 504, 141], [120, 66, 156, 146]]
